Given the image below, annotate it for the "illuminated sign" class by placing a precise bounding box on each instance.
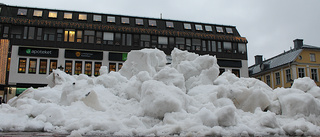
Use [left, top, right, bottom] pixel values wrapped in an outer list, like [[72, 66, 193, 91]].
[[18, 47, 59, 57], [65, 50, 103, 60]]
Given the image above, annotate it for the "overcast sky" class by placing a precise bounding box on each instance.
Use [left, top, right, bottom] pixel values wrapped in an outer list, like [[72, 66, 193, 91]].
[[1, 0, 320, 66]]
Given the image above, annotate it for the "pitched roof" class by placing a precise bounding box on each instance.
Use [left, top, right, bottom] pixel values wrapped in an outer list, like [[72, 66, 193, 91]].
[[249, 44, 320, 76]]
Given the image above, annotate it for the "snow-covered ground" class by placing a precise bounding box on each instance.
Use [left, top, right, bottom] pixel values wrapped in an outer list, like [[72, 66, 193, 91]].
[[1, 48, 320, 136]]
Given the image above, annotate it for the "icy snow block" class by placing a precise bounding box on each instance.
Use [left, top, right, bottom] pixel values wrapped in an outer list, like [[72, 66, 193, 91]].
[[119, 48, 167, 79], [279, 93, 320, 116], [140, 80, 186, 118], [292, 77, 317, 92], [215, 105, 237, 126]]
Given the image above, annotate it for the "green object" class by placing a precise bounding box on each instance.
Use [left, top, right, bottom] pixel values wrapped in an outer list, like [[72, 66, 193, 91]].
[[26, 49, 31, 54], [122, 53, 127, 61], [16, 88, 27, 95]]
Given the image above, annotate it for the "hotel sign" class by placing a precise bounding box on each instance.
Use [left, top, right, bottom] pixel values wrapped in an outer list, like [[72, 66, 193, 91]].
[[65, 50, 103, 60], [18, 47, 59, 57]]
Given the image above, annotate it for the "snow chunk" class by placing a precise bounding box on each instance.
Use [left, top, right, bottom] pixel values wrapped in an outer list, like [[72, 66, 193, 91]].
[[292, 77, 317, 92]]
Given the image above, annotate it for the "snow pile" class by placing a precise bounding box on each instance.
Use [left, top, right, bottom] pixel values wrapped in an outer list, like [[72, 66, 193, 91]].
[[1, 48, 320, 136]]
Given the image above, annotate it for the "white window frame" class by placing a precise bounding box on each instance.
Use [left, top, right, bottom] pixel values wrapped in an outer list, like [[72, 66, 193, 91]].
[[275, 71, 281, 85], [298, 68, 305, 78], [310, 53, 316, 62], [311, 68, 319, 82]]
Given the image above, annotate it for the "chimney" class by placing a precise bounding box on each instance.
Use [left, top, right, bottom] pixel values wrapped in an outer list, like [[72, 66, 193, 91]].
[[255, 55, 263, 65], [293, 39, 303, 49]]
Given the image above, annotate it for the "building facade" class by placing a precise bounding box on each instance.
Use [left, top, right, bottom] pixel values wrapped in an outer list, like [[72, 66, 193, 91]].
[[0, 4, 248, 101], [249, 39, 320, 89]]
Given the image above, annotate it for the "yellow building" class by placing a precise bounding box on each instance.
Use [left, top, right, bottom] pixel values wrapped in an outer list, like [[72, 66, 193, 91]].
[[249, 39, 320, 89]]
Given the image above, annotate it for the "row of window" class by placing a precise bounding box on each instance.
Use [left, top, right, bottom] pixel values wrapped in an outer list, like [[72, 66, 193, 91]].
[[15, 8, 233, 33], [264, 68, 318, 86], [18, 58, 104, 76], [5, 26, 246, 54]]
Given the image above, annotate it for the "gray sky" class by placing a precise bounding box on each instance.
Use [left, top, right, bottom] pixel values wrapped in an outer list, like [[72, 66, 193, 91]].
[[1, 0, 320, 66]]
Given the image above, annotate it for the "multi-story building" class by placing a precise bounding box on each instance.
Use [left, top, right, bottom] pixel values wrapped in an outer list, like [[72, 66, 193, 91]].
[[0, 4, 248, 102], [249, 39, 320, 89]]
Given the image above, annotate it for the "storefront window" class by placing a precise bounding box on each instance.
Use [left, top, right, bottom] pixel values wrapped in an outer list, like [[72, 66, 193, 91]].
[[118, 63, 123, 71], [65, 61, 72, 75], [109, 63, 116, 72], [84, 62, 92, 76], [18, 58, 26, 73], [75, 61, 82, 75], [94, 62, 101, 76], [29, 59, 37, 74], [49, 60, 57, 73], [39, 59, 47, 74]]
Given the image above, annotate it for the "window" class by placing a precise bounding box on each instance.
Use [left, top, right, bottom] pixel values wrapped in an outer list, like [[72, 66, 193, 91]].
[[176, 37, 185, 50], [103, 32, 114, 45], [23, 27, 35, 40], [184, 23, 191, 30], [11, 26, 23, 39], [84, 30, 95, 43], [232, 43, 238, 53], [49, 60, 57, 73], [238, 43, 246, 54], [186, 39, 191, 50], [217, 42, 222, 52], [202, 40, 206, 51], [29, 59, 37, 74], [48, 11, 57, 18], [65, 61, 72, 75], [93, 15, 102, 21], [266, 75, 271, 86], [84, 62, 92, 76], [17, 9, 27, 16], [140, 35, 150, 47], [149, 20, 157, 26], [223, 42, 232, 53], [76, 30, 82, 43], [136, 19, 143, 25], [75, 61, 82, 75], [298, 68, 305, 78], [133, 34, 140, 46], [166, 21, 174, 28], [211, 41, 216, 52], [94, 62, 102, 76], [216, 26, 223, 33], [219, 68, 225, 75], [311, 69, 318, 82], [192, 39, 201, 51], [207, 41, 211, 51], [3, 26, 9, 38], [195, 24, 203, 31], [232, 69, 240, 77], [310, 53, 316, 62], [78, 14, 87, 20], [169, 37, 175, 48], [39, 59, 47, 74], [205, 25, 212, 31], [275, 72, 281, 85], [36, 28, 42, 40], [114, 33, 121, 45], [118, 63, 123, 71], [44, 28, 55, 41], [158, 36, 168, 48], [286, 69, 291, 82], [64, 12, 72, 19], [226, 28, 233, 34], [64, 29, 75, 42], [18, 58, 27, 73], [126, 34, 132, 46], [121, 17, 129, 24], [107, 16, 115, 23], [109, 63, 116, 72], [33, 10, 43, 17], [96, 31, 102, 44]]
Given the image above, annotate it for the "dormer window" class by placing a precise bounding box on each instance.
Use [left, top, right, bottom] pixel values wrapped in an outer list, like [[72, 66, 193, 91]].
[[184, 23, 191, 30], [79, 14, 87, 20], [205, 25, 212, 31], [136, 18, 144, 25], [107, 16, 115, 23], [33, 10, 43, 17], [195, 24, 203, 31], [93, 15, 102, 21], [216, 26, 224, 33], [64, 12, 72, 19], [48, 11, 57, 18], [226, 28, 233, 34], [17, 8, 27, 16], [166, 21, 174, 28], [149, 20, 157, 26], [121, 17, 130, 24]]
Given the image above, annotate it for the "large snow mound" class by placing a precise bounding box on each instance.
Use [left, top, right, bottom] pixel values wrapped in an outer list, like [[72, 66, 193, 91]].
[[1, 48, 320, 136]]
